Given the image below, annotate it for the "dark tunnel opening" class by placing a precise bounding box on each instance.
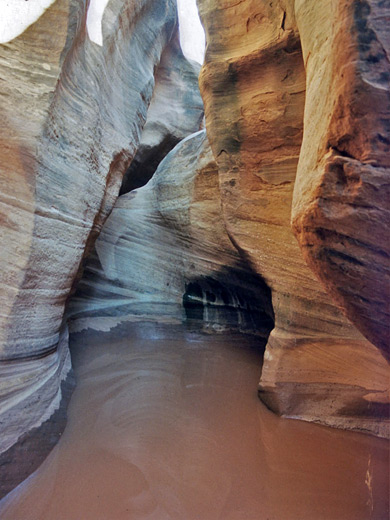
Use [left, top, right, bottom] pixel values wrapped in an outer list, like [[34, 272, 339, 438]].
[[182, 264, 275, 344]]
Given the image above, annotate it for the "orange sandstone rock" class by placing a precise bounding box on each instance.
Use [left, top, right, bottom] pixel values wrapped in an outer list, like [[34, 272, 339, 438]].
[[292, 0, 390, 356], [198, 0, 389, 436]]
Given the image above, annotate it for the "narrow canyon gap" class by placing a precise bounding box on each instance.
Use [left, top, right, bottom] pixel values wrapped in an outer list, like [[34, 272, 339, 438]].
[[0, 0, 389, 517]]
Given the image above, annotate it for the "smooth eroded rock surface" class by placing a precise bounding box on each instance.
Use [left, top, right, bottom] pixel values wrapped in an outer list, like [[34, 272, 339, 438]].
[[71, 130, 274, 337], [1, 0, 389, 505], [291, 0, 390, 356], [119, 34, 204, 194], [0, 0, 179, 470]]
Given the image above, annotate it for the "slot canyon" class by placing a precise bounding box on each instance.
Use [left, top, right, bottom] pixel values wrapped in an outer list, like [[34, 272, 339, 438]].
[[0, 0, 389, 518]]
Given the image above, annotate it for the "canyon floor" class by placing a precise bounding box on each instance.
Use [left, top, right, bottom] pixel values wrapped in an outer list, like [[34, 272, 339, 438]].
[[0, 321, 388, 520]]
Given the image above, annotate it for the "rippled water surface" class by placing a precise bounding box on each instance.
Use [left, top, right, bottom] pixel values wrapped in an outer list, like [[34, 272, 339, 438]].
[[1, 322, 389, 519]]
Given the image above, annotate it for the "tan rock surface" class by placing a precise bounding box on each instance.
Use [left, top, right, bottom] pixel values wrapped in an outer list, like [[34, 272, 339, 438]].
[[198, 0, 389, 436]]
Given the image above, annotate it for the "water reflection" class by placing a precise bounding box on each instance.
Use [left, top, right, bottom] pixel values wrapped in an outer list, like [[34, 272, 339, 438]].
[[0, 322, 388, 520]]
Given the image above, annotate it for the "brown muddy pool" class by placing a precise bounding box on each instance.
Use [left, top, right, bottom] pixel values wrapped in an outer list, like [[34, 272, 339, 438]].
[[0, 321, 389, 520]]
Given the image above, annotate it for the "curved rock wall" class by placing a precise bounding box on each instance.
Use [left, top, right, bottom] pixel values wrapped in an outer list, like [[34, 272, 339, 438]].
[[0, 0, 76, 465], [120, 33, 204, 194], [198, 0, 389, 436], [71, 130, 274, 337], [291, 0, 390, 356], [0, 0, 179, 473], [1, 3, 388, 502]]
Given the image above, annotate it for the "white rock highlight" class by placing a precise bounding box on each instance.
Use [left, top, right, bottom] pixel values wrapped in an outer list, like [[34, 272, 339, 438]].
[[86, 0, 111, 46], [0, 0, 56, 43], [177, 0, 205, 64]]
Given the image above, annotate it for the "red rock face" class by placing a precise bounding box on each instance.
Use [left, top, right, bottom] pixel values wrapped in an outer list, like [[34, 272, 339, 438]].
[[292, 0, 390, 356], [198, 0, 389, 436]]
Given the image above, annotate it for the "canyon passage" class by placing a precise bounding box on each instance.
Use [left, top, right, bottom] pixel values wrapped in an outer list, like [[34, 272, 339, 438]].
[[0, 0, 389, 517]]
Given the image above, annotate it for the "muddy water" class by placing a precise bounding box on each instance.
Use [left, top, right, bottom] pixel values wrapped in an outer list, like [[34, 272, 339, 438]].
[[1, 322, 388, 520]]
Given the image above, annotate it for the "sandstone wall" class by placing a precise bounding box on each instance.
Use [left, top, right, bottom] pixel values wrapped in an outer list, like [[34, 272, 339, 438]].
[[198, 0, 389, 436], [292, 0, 390, 356], [71, 130, 274, 337], [120, 34, 204, 194], [1, 3, 388, 497], [0, 0, 178, 463]]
